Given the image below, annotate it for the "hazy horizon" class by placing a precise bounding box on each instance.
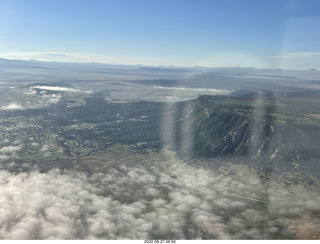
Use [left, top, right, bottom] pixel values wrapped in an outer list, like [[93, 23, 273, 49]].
[[1, 0, 320, 70], [1, 56, 320, 72]]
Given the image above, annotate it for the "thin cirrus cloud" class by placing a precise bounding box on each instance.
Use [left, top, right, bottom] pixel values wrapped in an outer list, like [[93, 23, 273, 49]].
[[269, 52, 320, 69], [0, 52, 101, 62], [0, 52, 158, 66], [277, 52, 320, 58]]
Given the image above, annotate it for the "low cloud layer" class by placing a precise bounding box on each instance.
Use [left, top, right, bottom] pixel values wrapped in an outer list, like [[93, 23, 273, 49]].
[[0, 145, 22, 153], [1, 102, 24, 110], [32, 86, 80, 92], [0, 155, 319, 239]]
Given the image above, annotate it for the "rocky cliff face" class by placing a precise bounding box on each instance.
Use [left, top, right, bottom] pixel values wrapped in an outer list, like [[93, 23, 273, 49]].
[[169, 92, 320, 175]]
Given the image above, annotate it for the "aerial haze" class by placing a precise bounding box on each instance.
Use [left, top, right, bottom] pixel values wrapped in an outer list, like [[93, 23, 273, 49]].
[[0, 0, 320, 240]]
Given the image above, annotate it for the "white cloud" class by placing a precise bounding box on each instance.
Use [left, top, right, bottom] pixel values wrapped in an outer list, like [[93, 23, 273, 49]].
[[0, 145, 22, 154], [0, 154, 319, 239], [40, 93, 62, 104], [1, 102, 23, 110], [153, 86, 229, 94], [32, 86, 79, 92], [0, 155, 10, 161]]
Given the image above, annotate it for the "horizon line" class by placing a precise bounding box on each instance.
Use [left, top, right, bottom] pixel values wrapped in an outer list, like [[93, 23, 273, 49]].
[[1, 56, 318, 72]]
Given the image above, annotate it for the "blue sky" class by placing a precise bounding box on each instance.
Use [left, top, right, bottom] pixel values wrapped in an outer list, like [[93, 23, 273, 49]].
[[0, 0, 320, 69]]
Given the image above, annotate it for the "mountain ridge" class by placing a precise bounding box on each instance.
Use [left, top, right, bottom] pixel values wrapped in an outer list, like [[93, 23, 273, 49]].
[[170, 92, 320, 176]]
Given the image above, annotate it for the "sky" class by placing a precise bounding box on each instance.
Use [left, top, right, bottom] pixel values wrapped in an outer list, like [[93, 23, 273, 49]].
[[0, 0, 320, 69]]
